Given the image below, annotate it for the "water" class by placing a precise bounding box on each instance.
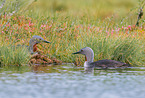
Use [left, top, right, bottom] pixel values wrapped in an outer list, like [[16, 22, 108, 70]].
[[0, 64, 145, 98]]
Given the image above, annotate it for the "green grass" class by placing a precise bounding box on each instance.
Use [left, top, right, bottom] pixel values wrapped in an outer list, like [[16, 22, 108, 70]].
[[0, 44, 30, 66], [50, 33, 145, 66], [0, 0, 145, 66]]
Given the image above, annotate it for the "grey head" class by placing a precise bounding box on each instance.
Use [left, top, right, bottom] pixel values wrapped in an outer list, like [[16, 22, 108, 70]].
[[29, 35, 50, 54], [73, 47, 94, 63]]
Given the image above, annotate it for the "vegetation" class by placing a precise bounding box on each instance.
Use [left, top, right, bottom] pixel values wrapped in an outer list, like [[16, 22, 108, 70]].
[[0, 0, 145, 66], [0, 44, 30, 66]]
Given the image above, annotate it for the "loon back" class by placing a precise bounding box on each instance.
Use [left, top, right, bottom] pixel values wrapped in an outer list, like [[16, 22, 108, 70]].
[[91, 59, 131, 68]]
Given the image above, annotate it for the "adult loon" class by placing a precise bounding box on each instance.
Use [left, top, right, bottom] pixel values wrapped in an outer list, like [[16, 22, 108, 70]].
[[73, 47, 131, 68], [29, 35, 50, 54]]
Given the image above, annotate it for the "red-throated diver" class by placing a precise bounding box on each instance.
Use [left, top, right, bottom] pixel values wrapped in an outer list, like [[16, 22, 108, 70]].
[[29, 36, 62, 65], [73, 47, 131, 68], [29, 35, 50, 54]]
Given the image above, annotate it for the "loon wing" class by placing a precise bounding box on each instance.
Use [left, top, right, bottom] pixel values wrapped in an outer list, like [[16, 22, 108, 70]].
[[91, 59, 131, 68]]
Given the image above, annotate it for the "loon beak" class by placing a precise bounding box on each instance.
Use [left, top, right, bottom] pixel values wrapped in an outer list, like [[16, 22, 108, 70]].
[[72, 51, 81, 54], [43, 40, 51, 43]]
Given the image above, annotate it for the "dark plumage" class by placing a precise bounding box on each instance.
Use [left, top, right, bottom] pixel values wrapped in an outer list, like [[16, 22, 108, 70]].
[[91, 59, 131, 68]]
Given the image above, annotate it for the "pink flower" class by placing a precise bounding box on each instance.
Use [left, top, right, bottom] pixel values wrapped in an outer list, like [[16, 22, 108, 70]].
[[6, 38, 9, 40], [29, 21, 34, 27], [30, 29, 34, 32], [24, 27, 28, 30], [122, 26, 124, 29], [128, 25, 131, 28], [32, 27, 35, 30], [106, 31, 109, 35], [4, 14, 6, 18], [111, 31, 113, 35], [128, 25, 131, 30], [49, 25, 52, 28], [41, 25, 46, 28], [133, 25, 135, 28], [2, 31, 4, 34], [6, 23, 10, 27], [29, 21, 31, 26], [22, 39, 24, 43]]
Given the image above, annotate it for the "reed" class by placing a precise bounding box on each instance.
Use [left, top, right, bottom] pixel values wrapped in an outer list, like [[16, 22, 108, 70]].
[[0, 44, 30, 66]]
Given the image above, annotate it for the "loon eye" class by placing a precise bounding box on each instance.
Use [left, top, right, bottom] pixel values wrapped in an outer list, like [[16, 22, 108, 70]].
[[81, 50, 83, 52]]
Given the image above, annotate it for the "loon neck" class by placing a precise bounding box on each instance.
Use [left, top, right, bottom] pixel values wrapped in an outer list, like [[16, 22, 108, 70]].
[[85, 52, 94, 63], [30, 43, 38, 54], [84, 52, 94, 67], [33, 43, 37, 52]]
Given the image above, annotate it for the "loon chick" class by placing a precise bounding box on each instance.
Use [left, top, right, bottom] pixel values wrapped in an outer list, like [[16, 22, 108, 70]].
[[73, 47, 131, 68], [29, 35, 50, 54]]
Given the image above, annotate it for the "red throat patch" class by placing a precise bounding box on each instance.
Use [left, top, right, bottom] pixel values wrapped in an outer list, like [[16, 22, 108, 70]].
[[85, 56, 87, 61], [33, 44, 37, 52]]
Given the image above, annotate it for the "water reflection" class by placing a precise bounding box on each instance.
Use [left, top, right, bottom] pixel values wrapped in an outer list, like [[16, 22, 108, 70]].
[[32, 64, 59, 73], [1, 65, 145, 75], [30, 65, 145, 77], [0, 65, 145, 98]]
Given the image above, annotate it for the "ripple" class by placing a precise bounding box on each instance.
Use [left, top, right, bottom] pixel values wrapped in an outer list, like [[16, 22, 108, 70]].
[[0, 66, 145, 98]]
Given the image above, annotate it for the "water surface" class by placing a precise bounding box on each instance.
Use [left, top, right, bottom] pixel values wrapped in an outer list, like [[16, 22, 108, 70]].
[[0, 65, 145, 98]]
